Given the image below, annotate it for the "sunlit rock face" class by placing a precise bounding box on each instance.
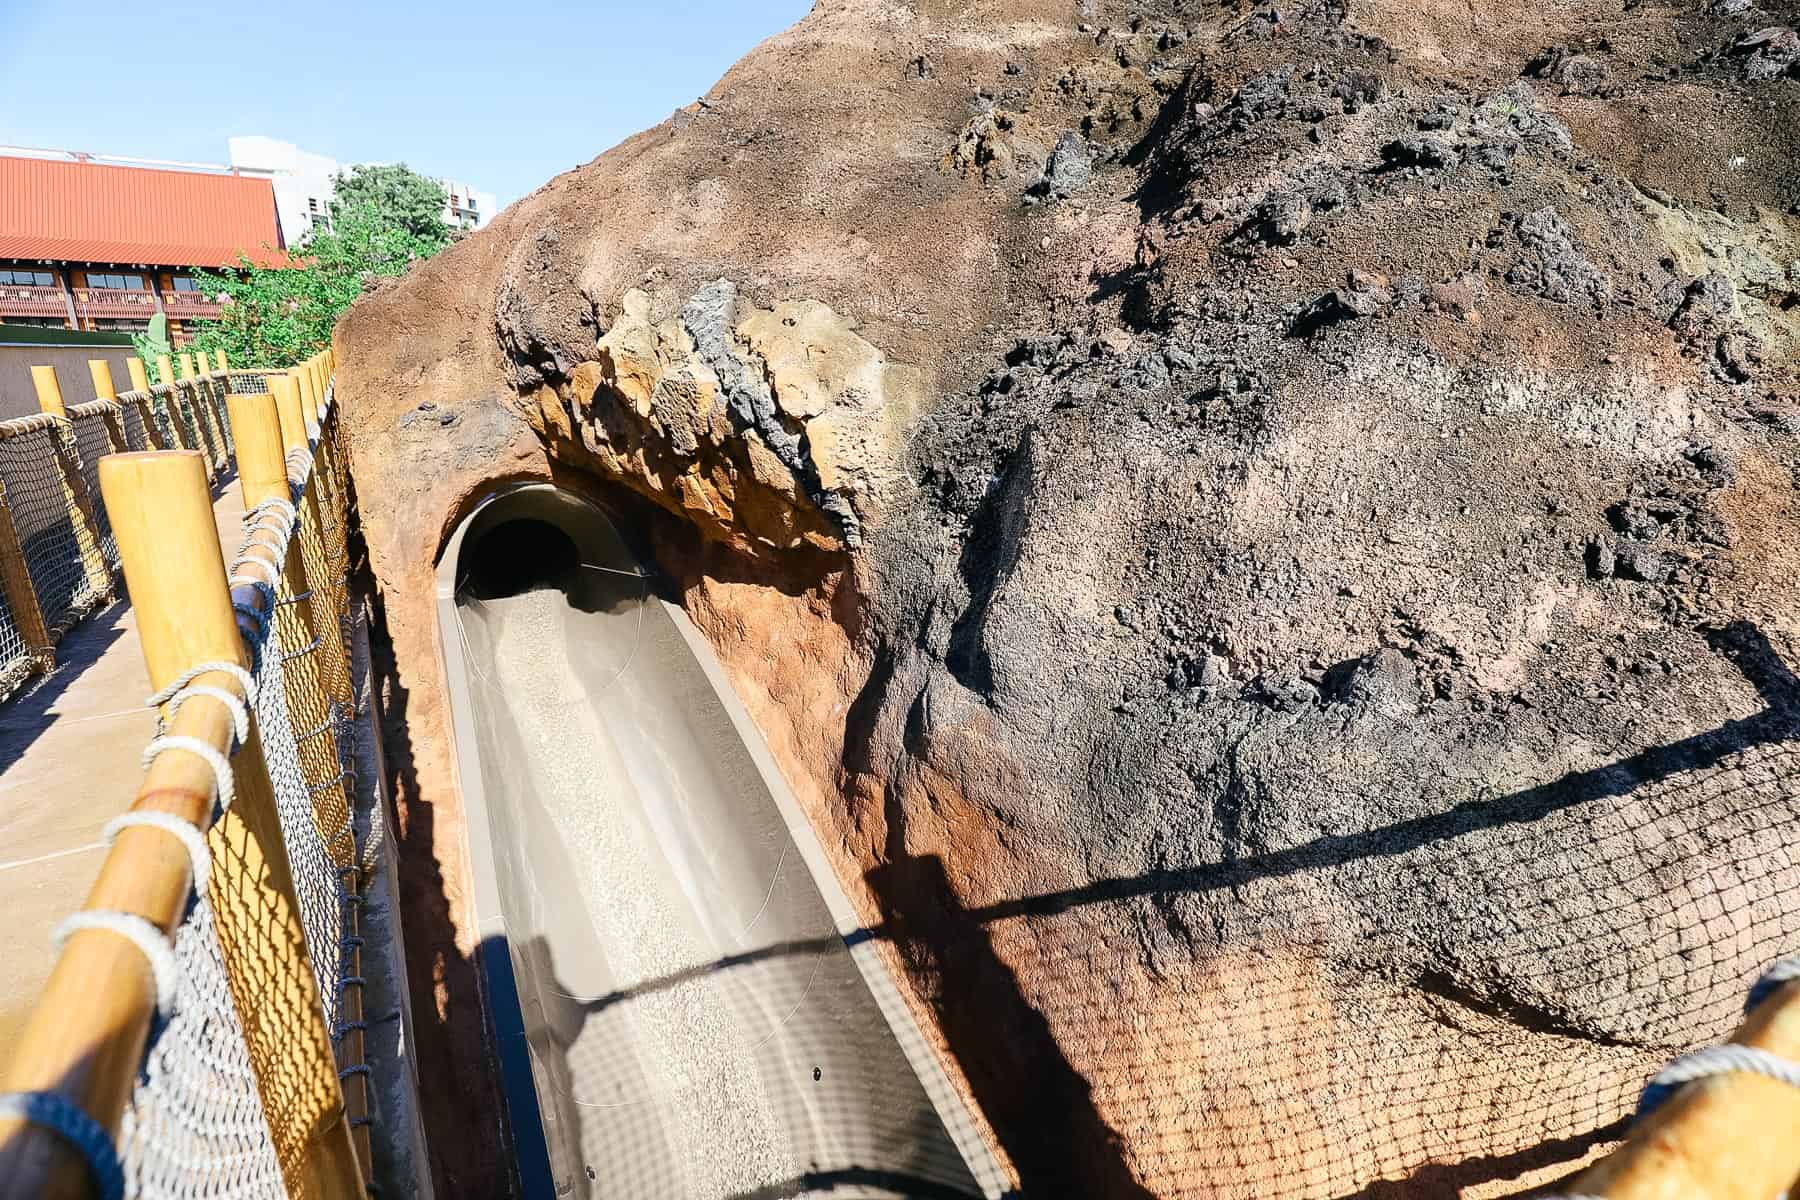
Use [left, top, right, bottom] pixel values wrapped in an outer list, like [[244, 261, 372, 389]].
[[335, 0, 1800, 1194]]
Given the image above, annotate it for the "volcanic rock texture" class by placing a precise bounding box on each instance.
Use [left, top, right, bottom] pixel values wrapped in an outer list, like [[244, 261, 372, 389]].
[[335, 0, 1800, 1195]]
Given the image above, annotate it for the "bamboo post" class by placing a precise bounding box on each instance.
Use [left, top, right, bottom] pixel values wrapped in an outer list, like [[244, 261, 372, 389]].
[[294, 365, 323, 442], [30, 366, 66, 420], [273, 376, 343, 596], [124, 359, 167, 449], [0, 475, 55, 673], [271, 376, 352, 696], [226, 389, 370, 1179], [87, 360, 116, 402], [1548, 979, 1800, 1198], [291, 369, 338, 527], [0, 452, 362, 1198], [32, 366, 113, 599], [87, 359, 128, 455]]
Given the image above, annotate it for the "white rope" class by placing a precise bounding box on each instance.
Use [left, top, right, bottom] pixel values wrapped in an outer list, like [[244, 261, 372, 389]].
[[146, 662, 255, 749], [147, 661, 255, 714], [228, 553, 282, 592], [141, 735, 236, 811], [1749, 955, 1800, 1011], [158, 685, 251, 747], [104, 811, 212, 893], [1639, 1043, 1800, 1115], [54, 911, 178, 1015], [254, 496, 297, 519]]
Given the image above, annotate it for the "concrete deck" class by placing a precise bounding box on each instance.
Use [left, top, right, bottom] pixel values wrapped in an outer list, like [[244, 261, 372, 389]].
[[0, 476, 244, 1053]]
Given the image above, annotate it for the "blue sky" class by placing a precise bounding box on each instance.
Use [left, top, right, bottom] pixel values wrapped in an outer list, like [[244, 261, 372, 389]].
[[0, 0, 811, 210]]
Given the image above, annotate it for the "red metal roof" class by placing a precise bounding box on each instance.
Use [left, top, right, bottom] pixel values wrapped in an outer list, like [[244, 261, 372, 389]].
[[0, 156, 285, 269]]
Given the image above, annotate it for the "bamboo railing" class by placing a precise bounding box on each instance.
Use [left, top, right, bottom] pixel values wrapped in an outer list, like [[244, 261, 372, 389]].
[[0, 351, 373, 1198]]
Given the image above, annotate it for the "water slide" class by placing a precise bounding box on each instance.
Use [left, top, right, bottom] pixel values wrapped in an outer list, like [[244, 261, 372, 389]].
[[436, 485, 1004, 1200]]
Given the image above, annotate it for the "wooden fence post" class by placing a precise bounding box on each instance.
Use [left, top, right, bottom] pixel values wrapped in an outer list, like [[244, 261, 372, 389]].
[[87, 360, 116, 402], [126, 358, 150, 394], [30, 366, 65, 420], [31, 366, 113, 600], [87, 359, 129, 455]]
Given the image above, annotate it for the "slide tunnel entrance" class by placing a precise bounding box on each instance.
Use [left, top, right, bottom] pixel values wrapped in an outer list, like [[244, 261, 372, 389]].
[[436, 484, 1001, 1199]]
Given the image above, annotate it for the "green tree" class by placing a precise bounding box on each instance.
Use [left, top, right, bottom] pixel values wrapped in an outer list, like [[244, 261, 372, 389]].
[[183, 163, 451, 369], [330, 163, 450, 242]]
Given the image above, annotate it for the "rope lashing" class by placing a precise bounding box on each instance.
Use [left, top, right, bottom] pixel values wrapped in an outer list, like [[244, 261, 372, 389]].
[[1630, 952, 1800, 1118], [141, 734, 236, 812], [1747, 955, 1800, 1013], [53, 911, 179, 1015], [0, 1092, 124, 1200], [104, 810, 213, 893], [228, 553, 282, 592], [1638, 1043, 1800, 1116], [146, 661, 256, 743]]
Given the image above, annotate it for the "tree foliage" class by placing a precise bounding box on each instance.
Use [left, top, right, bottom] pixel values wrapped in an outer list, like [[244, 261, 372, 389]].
[[330, 163, 450, 241], [180, 163, 451, 369]]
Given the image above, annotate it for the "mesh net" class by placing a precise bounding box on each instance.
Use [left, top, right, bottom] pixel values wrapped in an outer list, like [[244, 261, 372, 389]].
[[115, 392, 157, 452], [0, 417, 107, 637], [206, 378, 236, 459], [146, 386, 184, 452], [844, 681, 1800, 1198], [0, 559, 33, 702], [115, 883, 286, 1199], [67, 402, 121, 572], [176, 382, 227, 476]]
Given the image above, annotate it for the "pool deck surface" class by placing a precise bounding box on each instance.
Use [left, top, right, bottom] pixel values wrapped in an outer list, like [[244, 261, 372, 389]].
[[0, 475, 245, 1053]]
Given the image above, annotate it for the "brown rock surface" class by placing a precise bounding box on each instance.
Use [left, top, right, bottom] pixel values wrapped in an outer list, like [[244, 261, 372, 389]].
[[335, 0, 1800, 1194]]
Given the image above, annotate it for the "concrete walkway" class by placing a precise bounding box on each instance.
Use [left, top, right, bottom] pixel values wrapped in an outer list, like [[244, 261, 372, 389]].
[[0, 476, 245, 1053]]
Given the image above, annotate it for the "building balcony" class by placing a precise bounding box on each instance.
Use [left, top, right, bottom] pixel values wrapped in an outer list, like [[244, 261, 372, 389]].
[[0, 285, 70, 320], [74, 288, 159, 319], [162, 291, 223, 320]]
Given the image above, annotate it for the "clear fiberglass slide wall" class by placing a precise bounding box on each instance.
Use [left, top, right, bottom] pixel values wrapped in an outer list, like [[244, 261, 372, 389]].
[[437, 484, 1004, 1199]]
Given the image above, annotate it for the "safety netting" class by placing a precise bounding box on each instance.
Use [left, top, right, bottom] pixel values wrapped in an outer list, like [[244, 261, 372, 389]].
[[67, 401, 122, 572], [0, 564, 33, 702], [113, 391, 160, 453], [0, 415, 109, 638]]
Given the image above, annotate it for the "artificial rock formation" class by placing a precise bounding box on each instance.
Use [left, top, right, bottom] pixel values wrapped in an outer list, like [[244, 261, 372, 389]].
[[335, 1, 1800, 1195]]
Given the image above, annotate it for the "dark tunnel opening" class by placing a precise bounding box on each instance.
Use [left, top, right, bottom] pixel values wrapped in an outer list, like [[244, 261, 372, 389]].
[[458, 517, 582, 601]]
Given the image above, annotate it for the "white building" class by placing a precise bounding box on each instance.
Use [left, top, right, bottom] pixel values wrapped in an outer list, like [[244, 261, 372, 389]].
[[227, 136, 497, 247]]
